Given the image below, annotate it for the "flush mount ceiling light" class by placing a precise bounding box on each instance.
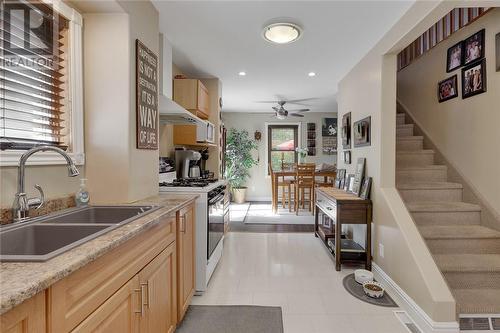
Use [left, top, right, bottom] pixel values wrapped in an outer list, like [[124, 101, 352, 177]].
[[263, 22, 302, 44], [308, 72, 316, 77], [238, 71, 247, 76]]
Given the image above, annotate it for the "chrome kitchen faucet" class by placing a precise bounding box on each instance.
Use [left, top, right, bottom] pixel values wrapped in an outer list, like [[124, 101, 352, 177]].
[[12, 146, 80, 222]]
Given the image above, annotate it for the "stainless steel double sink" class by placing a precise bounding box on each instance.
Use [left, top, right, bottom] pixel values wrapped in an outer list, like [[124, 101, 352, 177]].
[[0, 206, 159, 262]]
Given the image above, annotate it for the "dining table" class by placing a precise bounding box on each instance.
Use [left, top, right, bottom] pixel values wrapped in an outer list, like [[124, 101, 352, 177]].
[[271, 167, 337, 214]]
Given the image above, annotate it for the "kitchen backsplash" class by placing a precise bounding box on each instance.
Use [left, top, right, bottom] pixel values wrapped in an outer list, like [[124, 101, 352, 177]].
[[1, 195, 76, 225]]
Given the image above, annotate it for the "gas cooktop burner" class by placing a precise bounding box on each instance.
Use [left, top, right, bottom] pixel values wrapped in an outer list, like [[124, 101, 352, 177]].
[[160, 178, 218, 188]]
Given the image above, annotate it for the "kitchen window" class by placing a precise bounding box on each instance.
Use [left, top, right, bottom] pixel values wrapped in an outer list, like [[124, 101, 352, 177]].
[[0, 0, 83, 166], [267, 124, 299, 173]]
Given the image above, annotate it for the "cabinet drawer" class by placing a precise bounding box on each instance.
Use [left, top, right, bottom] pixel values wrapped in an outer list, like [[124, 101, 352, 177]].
[[49, 215, 176, 333]]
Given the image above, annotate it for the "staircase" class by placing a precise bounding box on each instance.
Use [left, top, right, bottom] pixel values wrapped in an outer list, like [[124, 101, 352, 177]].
[[396, 111, 500, 314]]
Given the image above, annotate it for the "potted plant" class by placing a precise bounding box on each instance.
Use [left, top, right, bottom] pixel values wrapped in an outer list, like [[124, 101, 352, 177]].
[[224, 128, 258, 203]]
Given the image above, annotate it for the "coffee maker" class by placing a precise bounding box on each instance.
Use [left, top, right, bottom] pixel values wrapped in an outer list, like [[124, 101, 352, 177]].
[[175, 149, 202, 179]]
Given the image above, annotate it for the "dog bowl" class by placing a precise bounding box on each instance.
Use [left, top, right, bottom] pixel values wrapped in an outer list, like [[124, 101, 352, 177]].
[[354, 269, 374, 284], [362, 281, 385, 298]]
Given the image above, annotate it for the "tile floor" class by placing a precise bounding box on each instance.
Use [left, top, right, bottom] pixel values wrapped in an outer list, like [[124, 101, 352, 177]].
[[191, 232, 408, 333]]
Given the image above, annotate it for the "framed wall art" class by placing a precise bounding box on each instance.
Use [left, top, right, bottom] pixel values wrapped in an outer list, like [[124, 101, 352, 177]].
[[438, 75, 458, 102], [446, 41, 463, 72], [353, 116, 371, 147], [464, 29, 485, 66], [343, 150, 351, 164], [351, 157, 365, 196], [341, 112, 351, 149], [335, 169, 346, 189], [462, 59, 487, 99], [345, 174, 354, 192], [359, 177, 372, 200]]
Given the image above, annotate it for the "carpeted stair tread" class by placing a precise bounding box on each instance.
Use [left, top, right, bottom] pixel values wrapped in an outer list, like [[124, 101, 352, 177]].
[[396, 149, 434, 155], [419, 225, 500, 239], [435, 254, 500, 272], [406, 201, 480, 212], [397, 165, 447, 171], [397, 124, 414, 129], [397, 135, 423, 141], [454, 289, 500, 314], [397, 182, 463, 190]]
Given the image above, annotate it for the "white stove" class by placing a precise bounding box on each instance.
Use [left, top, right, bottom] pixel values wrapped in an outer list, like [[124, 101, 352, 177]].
[[159, 178, 228, 294]]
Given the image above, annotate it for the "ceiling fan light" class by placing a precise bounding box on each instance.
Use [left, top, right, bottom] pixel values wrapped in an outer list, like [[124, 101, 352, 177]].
[[276, 113, 286, 120], [263, 23, 302, 44]]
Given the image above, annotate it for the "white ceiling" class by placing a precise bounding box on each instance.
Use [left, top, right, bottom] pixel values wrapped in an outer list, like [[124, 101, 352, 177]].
[[153, 1, 414, 113]]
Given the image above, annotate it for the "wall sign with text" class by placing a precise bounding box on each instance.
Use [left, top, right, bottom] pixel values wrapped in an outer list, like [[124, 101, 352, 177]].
[[136, 39, 158, 150]]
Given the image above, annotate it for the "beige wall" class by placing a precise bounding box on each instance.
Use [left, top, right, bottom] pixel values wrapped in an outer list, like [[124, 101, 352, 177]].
[[397, 9, 500, 221], [222, 112, 338, 200], [0, 166, 84, 206], [84, 1, 159, 204]]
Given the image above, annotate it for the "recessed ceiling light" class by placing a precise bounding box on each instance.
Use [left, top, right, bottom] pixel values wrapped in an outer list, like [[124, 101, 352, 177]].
[[308, 72, 316, 77], [238, 71, 246, 76], [263, 22, 302, 44]]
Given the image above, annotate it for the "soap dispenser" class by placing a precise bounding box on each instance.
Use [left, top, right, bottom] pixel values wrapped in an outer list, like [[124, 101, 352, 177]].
[[76, 178, 90, 207]]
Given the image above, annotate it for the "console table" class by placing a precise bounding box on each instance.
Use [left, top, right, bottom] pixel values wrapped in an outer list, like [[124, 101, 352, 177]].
[[315, 187, 372, 271]]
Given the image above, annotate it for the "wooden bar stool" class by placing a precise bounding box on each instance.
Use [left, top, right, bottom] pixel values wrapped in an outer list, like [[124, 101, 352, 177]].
[[269, 163, 293, 211], [294, 163, 316, 215]]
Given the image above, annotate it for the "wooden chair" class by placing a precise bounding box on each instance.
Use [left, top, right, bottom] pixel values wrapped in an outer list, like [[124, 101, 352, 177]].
[[294, 163, 316, 215], [316, 172, 336, 188], [269, 163, 293, 211]]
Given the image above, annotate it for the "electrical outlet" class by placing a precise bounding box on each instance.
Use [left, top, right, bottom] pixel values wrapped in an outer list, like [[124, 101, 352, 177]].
[[379, 244, 385, 258]]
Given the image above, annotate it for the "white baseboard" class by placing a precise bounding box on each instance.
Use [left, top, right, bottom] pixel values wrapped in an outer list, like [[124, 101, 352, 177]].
[[372, 263, 459, 333]]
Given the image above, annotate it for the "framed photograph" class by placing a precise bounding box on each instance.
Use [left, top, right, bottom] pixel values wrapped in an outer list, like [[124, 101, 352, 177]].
[[464, 29, 485, 66], [462, 59, 487, 99], [359, 177, 372, 200], [322, 118, 337, 137], [351, 157, 365, 196], [353, 116, 371, 147], [343, 150, 351, 164], [347, 174, 355, 192], [341, 112, 351, 149], [496, 32, 500, 72], [447, 41, 463, 72], [438, 75, 458, 103], [335, 169, 346, 189]]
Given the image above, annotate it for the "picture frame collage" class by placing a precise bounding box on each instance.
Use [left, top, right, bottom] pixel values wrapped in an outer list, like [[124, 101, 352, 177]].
[[440, 29, 487, 102], [335, 158, 372, 200]]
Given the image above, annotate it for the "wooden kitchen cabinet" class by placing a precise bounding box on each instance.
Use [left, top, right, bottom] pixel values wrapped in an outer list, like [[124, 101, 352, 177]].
[[0, 292, 45, 333], [173, 79, 210, 119], [138, 243, 177, 333], [71, 277, 140, 333], [176, 204, 195, 322]]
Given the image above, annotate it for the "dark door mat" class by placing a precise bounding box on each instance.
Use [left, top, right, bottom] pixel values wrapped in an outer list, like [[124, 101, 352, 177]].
[[176, 305, 284, 333], [343, 273, 398, 307]]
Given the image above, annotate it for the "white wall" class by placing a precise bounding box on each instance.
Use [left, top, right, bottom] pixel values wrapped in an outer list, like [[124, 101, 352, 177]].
[[222, 112, 337, 200], [397, 9, 500, 225]]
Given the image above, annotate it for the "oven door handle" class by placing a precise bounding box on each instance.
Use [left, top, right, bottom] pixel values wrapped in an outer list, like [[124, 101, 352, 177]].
[[208, 194, 225, 205]]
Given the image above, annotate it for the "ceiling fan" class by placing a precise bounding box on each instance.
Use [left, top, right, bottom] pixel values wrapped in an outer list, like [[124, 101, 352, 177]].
[[264, 100, 311, 119]]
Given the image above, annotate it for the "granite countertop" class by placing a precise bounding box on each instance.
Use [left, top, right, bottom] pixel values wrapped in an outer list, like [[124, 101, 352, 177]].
[[0, 193, 198, 315]]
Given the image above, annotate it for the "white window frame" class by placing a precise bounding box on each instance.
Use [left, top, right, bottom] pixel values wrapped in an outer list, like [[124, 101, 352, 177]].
[[264, 122, 302, 178], [0, 0, 84, 166]]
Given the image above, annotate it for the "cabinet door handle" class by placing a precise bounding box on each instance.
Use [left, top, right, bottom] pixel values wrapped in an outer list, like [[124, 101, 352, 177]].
[[141, 282, 151, 308], [134, 287, 145, 316], [180, 215, 186, 233]]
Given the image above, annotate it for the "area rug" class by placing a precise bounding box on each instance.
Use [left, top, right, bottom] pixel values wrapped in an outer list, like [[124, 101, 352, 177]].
[[343, 273, 398, 307], [176, 305, 284, 333], [244, 203, 314, 225]]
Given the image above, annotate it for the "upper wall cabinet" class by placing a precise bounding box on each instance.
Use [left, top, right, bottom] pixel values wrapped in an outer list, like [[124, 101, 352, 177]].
[[173, 79, 210, 120]]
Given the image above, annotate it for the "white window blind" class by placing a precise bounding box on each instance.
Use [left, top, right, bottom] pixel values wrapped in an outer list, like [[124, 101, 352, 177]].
[[1, 0, 70, 150]]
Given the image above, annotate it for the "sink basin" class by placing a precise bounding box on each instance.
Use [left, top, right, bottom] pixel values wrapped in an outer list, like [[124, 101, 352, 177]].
[[41, 206, 156, 224], [0, 205, 159, 262], [0, 224, 110, 261]]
